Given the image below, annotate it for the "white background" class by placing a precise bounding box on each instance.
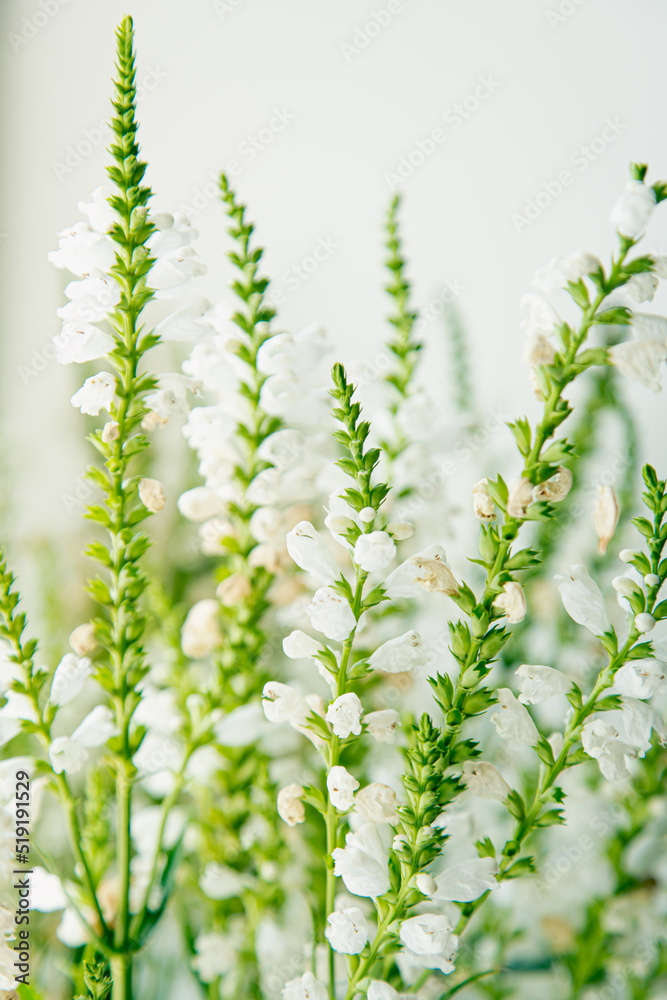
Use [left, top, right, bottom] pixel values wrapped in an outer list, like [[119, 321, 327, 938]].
[[1, 0, 667, 554]]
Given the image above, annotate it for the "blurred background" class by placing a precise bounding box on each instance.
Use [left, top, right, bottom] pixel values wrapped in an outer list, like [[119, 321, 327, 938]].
[[1, 0, 666, 589]]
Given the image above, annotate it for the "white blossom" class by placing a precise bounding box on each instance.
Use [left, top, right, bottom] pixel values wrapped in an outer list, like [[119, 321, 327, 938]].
[[59, 274, 120, 323], [260, 374, 302, 415], [283, 630, 320, 659], [332, 822, 390, 897], [69, 623, 97, 656], [78, 186, 116, 234], [532, 251, 602, 293], [493, 581, 527, 624], [71, 371, 116, 415], [286, 522, 339, 584], [533, 467, 573, 503], [613, 660, 667, 700], [138, 478, 166, 513], [181, 599, 222, 658], [325, 907, 368, 954], [192, 932, 238, 983], [262, 682, 309, 727], [48, 222, 115, 276], [491, 689, 539, 748], [50, 654, 93, 706], [610, 180, 656, 238], [327, 766, 359, 810], [461, 760, 511, 801], [54, 322, 115, 364], [581, 719, 635, 780], [148, 247, 206, 291], [624, 271, 659, 303], [609, 338, 667, 392], [431, 857, 499, 902], [399, 913, 459, 974], [472, 479, 496, 521], [49, 737, 87, 775], [277, 784, 306, 827], [156, 298, 213, 342], [306, 587, 356, 642], [635, 612, 656, 633], [594, 486, 620, 555], [507, 478, 534, 519], [515, 664, 571, 704], [326, 693, 363, 738], [384, 545, 458, 599], [367, 984, 403, 1000], [353, 531, 396, 573], [71, 706, 119, 747], [282, 972, 328, 1000], [177, 487, 227, 523], [364, 709, 400, 743], [216, 574, 252, 606], [555, 565, 609, 636], [355, 783, 399, 824], [368, 630, 427, 674]]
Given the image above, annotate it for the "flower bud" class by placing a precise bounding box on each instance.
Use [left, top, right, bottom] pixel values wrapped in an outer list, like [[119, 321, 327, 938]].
[[388, 520, 415, 540], [593, 485, 620, 555], [415, 873, 438, 896], [277, 784, 306, 826], [69, 623, 98, 657], [635, 612, 656, 633], [472, 479, 496, 522], [138, 477, 165, 513]]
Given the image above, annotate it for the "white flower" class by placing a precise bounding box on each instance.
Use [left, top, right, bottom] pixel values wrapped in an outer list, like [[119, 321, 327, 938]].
[[416, 872, 438, 896], [286, 522, 339, 585], [54, 322, 115, 364], [367, 982, 403, 1000], [594, 486, 620, 555], [624, 271, 659, 303], [216, 574, 252, 606], [283, 630, 320, 659], [59, 274, 120, 322], [472, 479, 496, 521], [353, 531, 396, 573], [138, 478, 166, 513], [102, 421, 120, 442], [491, 689, 539, 748], [507, 478, 534, 519], [610, 179, 656, 238], [368, 630, 427, 674], [249, 506, 286, 543], [327, 766, 359, 810], [50, 654, 93, 706], [618, 698, 666, 754], [71, 371, 116, 416], [177, 487, 227, 523], [364, 709, 400, 743], [277, 784, 306, 827], [355, 783, 399, 824], [461, 760, 511, 801], [555, 565, 609, 636], [148, 247, 206, 291], [181, 599, 222, 658], [515, 664, 571, 704], [282, 972, 328, 1000], [399, 913, 459, 974], [520, 293, 559, 339], [325, 907, 368, 954], [614, 660, 667, 700], [192, 932, 237, 983], [78, 186, 116, 234], [326, 693, 363, 738], [260, 374, 302, 415], [306, 587, 356, 641], [30, 868, 68, 911], [156, 298, 213, 342], [199, 862, 246, 900], [609, 338, 667, 392], [384, 545, 458, 599], [493, 581, 527, 624], [144, 373, 196, 419], [635, 612, 656, 633], [532, 251, 602, 293], [148, 211, 198, 256], [581, 719, 635, 780], [49, 737, 87, 775], [332, 822, 390, 897], [262, 682, 309, 726], [431, 857, 499, 902], [71, 705, 119, 747], [533, 467, 573, 503], [48, 222, 115, 276]]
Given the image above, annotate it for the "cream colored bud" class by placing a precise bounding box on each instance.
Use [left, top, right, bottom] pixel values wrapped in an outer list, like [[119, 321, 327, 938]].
[[410, 554, 459, 595], [69, 623, 98, 657], [388, 520, 415, 540], [472, 479, 496, 522], [101, 420, 120, 443], [138, 477, 165, 513], [141, 410, 168, 431], [415, 872, 438, 896], [277, 784, 306, 827], [533, 467, 573, 503], [507, 478, 534, 519], [593, 486, 620, 555], [216, 573, 252, 606]]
